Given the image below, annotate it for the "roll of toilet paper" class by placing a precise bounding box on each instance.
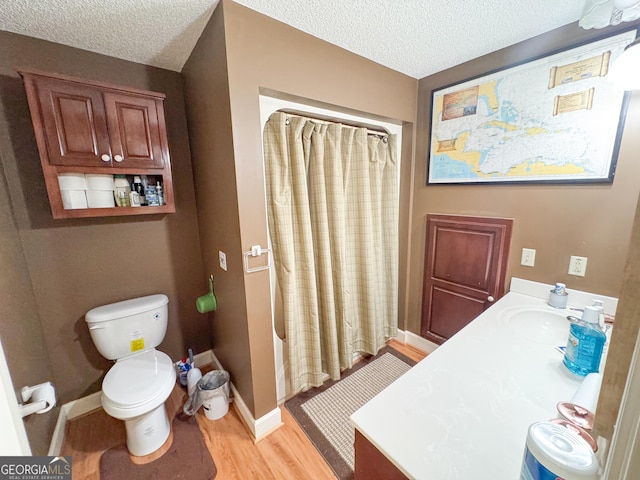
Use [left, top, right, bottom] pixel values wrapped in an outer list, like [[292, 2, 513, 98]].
[[571, 373, 603, 414], [19, 381, 56, 417], [61, 190, 88, 210], [32, 382, 56, 414], [86, 190, 115, 209], [58, 173, 86, 190], [85, 174, 115, 191]]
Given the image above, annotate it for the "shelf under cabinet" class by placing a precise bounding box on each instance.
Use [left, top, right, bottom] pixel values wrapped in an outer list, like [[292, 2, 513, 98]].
[[53, 203, 175, 219]]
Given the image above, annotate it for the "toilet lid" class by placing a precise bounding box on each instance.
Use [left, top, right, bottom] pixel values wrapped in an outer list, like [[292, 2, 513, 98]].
[[102, 350, 175, 408]]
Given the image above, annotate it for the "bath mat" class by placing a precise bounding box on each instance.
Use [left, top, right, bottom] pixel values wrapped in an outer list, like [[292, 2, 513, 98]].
[[285, 345, 416, 480], [99, 415, 216, 480]]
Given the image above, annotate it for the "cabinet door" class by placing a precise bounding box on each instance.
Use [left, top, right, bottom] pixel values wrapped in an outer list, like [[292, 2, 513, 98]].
[[36, 79, 112, 167], [420, 215, 512, 345], [104, 93, 165, 169]]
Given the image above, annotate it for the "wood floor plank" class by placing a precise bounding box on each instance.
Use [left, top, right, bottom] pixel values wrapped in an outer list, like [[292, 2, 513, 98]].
[[254, 408, 335, 479], [388, 339, 428, 363], [60, 340, 426, 479]]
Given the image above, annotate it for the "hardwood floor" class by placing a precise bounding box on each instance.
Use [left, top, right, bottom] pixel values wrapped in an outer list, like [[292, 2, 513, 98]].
[[61, 340, 426, 479]]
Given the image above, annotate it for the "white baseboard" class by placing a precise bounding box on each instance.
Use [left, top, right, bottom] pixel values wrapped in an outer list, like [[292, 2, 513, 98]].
[[193, 349, 214, 369], [208, 350, 282, 440], [395, 329, 439, 355], [48, 391, 102, 456]]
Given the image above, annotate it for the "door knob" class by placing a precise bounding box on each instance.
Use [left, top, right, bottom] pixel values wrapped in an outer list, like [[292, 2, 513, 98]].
[[100, 154, 110, 162], [487, 296, 495, 302], [114, 154, 123, 162]]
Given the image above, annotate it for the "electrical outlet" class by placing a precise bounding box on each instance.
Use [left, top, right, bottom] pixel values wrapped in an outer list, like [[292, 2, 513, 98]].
[[568, 255, 587, 277], [521, 248, 536, 267], [219, 251, 227, 271]]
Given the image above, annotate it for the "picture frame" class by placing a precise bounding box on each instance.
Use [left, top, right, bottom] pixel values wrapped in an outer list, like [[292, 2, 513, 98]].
[[427, 29, 637, 185]]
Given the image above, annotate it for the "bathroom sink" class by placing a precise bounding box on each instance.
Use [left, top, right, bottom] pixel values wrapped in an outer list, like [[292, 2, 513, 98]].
[[499, 307, 570, 344]]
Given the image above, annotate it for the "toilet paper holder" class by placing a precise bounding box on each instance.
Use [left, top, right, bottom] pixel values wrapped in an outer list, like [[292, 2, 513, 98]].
[[19, 381, 56, 418]]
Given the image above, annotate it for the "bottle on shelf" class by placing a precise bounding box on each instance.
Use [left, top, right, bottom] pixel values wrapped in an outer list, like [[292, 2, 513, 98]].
[[116, 190, 130, 207], [132, 176, 146, 206], [144, 179, 159, 206], [157, 181, 164, 206], [563, 305, 606, 376], [113, 174, 131, 207], [129, 189, 141, 207]]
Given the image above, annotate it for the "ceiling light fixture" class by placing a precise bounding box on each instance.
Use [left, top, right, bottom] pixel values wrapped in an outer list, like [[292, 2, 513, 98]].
[[580, 0, 640, 90], [579, 0, 640, 29], [608, 38, 640, 90]]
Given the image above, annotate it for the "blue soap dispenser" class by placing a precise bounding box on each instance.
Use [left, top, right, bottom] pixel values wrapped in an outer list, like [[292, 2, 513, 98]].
[[563, 306, 606, 376]]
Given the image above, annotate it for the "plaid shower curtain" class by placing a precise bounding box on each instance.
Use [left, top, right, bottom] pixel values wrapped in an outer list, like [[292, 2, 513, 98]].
[[263, 111, 398, 394]]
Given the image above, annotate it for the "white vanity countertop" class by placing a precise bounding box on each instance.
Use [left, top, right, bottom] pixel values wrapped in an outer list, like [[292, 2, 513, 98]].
[[350, 280, 615, 479]]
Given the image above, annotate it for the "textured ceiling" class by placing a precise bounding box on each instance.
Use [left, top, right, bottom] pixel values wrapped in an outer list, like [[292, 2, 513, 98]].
[[235, 0, 584, 79], [0, 0, 220, 72], [0, 0, 584, 78]]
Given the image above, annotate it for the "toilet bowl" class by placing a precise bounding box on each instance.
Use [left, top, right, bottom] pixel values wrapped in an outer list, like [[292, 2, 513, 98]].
[[102, 349, 176, 456], [86, 294, 175, 457]]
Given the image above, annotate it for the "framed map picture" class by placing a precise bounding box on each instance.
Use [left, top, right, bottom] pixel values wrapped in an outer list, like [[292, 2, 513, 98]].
[[427, 29, 637, 185]]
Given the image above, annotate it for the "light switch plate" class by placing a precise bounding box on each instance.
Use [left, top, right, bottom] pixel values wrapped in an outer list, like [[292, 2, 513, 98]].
[[569, 256, 587, 276], [521, 248, 536, 267], [219, 251, 227, 271]]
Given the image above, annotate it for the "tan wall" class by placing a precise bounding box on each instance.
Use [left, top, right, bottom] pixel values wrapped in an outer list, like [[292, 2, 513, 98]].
[[182, 5, 255, 413], [181, 0, 418, 418], [224, 0, 418, 417], [0, 30, 206, 422], [408, 23, 640, 336]]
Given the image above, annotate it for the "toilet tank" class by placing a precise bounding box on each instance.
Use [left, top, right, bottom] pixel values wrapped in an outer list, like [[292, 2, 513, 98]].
[[85, 294, 169, 360]]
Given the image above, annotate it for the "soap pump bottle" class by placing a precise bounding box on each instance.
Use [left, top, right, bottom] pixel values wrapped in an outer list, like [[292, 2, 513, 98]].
[[563, 306, 606, 376]]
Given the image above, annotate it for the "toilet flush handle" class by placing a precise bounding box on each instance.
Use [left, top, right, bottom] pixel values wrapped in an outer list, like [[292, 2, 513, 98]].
[[88, 325, 106, 330]]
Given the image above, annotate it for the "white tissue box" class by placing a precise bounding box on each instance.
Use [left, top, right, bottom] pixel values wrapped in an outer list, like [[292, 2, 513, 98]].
[[60, 190, 88, 210]]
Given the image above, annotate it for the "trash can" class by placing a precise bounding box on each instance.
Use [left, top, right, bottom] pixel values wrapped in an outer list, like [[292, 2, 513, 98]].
[[198, 370, 230, 420], [182, 369, 231, 420]]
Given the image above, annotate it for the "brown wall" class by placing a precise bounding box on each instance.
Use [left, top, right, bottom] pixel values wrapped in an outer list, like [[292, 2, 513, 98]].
[[408, 22, 640, 336], [0, 30, 207, 450], [183, 0, 418, 418], [412, 22, 640, 452], [182, 4, 255, 413], [0, 152, 56, 455], [595, 182, 640, 441]]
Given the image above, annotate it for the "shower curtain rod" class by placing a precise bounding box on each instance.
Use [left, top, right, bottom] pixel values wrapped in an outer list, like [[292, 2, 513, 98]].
[[278, 108, 391, 136]]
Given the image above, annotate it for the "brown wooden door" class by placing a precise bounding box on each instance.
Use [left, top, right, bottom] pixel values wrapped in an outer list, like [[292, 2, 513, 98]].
[[104, 93, 165, 169], [421, 214, 512, 345], [36, 78, 112, 167]]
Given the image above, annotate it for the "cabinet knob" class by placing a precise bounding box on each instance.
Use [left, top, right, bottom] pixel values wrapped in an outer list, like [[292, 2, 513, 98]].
[[114, 154, 123, 162], [487, 296, 495, 303], [100, 154, 110, 162]]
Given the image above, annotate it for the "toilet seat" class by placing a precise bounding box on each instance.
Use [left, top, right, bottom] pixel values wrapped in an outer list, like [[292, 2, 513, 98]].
[[102, 350, 176, 419]]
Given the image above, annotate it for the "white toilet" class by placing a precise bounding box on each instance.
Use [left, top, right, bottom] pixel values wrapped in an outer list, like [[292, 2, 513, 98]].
[[85, 294, 176, 456]]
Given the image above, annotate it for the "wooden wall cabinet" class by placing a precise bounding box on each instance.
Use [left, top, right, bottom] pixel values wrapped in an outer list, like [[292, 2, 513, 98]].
[[20, 69, 175, 219]]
